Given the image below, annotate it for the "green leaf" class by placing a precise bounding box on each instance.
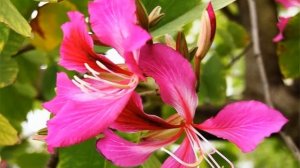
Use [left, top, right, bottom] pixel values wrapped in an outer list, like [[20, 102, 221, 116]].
[[57, 139, 105, 168], [0, 23, 10, 53], [0, 58, 18, 88], [198, 54, 226, 105], [30, 1, 77, 51], [41, 65, 58, 101], [0, 31, 25, 58], [246, 138, 299, 168], [212, 0, 236, 10], [0, 85, 34, 131], [278, 13, 300, 78], [141, 154, 161, 168], [143, 0, 236, 37], [0, 0, 31, 37], [0, 114, 18, 146], [16, 153, 50, 168]]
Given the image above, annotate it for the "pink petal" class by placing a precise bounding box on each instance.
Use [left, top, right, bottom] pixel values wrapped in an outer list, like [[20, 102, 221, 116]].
[[276, 0, 300, 8], [88, 0, 151, 55], [111, 92, 178, 132], [43, 73, 133, 152], [162, 138, 196, 168], [97, 129, 181, 167], [59, 11, 99, 73], [273, 17, 291, 42], [60, 11, 128, 75], [196, 101, 288, 152], [139, 44, 198, 123]]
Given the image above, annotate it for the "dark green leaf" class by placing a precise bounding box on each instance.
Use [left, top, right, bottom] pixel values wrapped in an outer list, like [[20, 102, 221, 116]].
[[0, 23, 10, 53], [198, 54, 226, 105], [0, 58, 18, 88], [16, 153, 49, 168], [57, 139, 105, 168], [143, 0, 236, 37], [0, 31, 25, 58]]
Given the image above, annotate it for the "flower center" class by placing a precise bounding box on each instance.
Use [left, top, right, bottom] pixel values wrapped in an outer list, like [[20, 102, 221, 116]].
[[72, 61, 138, 97], [160, 125, 234, 168]]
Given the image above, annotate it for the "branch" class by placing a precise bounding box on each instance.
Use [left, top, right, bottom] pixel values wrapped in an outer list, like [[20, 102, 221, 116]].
[[46, 151, 59, 168], [226, 42, 252, 69], [247, 0, 300, 161]]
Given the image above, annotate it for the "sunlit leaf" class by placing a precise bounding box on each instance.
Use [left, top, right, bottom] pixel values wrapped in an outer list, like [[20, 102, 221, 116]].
[[0, 114, 18, 146], [0, 0, 31, 37], [143, 0, 236, 37], [30, 1, 76, 51]]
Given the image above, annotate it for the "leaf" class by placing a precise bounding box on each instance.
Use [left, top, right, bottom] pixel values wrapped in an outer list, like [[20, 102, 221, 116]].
[[30, 1, 77, 51], [278, 13, 300, 78], [0, 30, 25, 58], [16, 153, 50, 168], [0, 114, 18, 146], [212, 0, 236, 10], [0, 23, 10, 53], [198, 54, 226, 105], [0, 58, 18, 88], [0, 85, 34, 131], [10, 0, 38, 19], [57, 139, 106, 168], [0, 0, 31, 37], [143, 0, 236, 37], [41, 65, 58, 101], [140, 154, 161, 168]]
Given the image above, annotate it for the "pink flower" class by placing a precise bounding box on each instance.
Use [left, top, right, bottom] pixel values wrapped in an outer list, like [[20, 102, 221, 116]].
[[96, 44, 288, 167], [276, 0, 300, 8], [273, 17, 291, 42], [43, 0, 151, 152]]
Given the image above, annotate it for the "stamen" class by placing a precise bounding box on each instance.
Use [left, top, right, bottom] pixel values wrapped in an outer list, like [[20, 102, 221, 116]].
[[96, 61, 131, 79], [83, 74, 133, 89], [71, 79, 89, 93], [160, 147, 202, 167], [184, 128, 202, 168], [73, 75, 99, 92], [189, 126, 235, 168], [84, 63, 100, 75]]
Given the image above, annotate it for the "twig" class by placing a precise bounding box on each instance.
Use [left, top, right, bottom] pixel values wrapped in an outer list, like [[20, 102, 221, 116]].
[[226, 42, 252, 69], [11, 44, 35, 58], [46, 151, 59, 168], [247, 0, 300, 161], [139, 90, 158, 96]]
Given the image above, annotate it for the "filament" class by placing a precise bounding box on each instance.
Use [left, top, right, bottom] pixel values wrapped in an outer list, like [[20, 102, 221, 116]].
[[160, 147, 202, 167], [189, 126, 235, 168]]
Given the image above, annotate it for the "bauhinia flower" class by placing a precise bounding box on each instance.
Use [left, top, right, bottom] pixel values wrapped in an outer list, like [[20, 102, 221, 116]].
[[273, 17, 291, 42], [96, 44, 288, 167], [276, 0, 300, 9], [43, 0, 151, 152]]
